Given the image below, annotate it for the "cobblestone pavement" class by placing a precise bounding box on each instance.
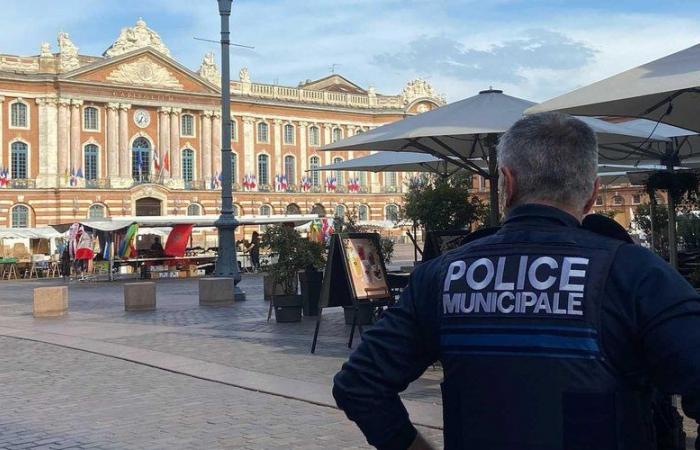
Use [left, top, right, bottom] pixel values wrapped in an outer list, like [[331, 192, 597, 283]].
[[0, 336, 442, 450]]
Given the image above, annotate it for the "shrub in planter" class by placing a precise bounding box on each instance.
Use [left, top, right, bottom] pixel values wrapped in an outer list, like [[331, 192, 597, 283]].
[[298, 240, 326, 317], [263, 225, 322, 323]]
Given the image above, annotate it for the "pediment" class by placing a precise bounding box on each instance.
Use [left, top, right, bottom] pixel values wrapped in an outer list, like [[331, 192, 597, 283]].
[[63, 49, 220, 94], [299, 74, 366, 94]]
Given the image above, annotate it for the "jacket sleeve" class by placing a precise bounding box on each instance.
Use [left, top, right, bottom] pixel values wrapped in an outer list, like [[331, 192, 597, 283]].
[[333, 262, 440, 450], [622, 246, 700, 448]]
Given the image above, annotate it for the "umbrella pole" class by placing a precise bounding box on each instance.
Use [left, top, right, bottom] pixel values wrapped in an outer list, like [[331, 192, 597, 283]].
[[486, 135, 500, 226], [667, 187, 678, 269], [649, 198, 656, 254]]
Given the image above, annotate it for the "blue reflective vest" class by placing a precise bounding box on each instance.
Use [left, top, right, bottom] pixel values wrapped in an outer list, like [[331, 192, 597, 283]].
[[333, 204, 700, 450]]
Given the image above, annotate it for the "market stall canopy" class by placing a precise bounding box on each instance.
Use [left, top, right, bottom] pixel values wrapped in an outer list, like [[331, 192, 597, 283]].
[[51, 214, 319, 233], [526, 43, 700, 132], [312, 151, 474, 175], [0, 227, 64, 239]]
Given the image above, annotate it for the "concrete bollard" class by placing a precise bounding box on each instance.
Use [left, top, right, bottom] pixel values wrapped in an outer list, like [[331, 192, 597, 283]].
[[33, 286, 69, 318], [199, 278, 235, 306], [124, 282, 156, 311]]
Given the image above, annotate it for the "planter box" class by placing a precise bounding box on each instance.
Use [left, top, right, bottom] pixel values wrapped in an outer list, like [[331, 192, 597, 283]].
[[343, 303, 374, 326], [299, 269, 323, 317], [264, 274, 296, 301], [273, 294, 302, 323]]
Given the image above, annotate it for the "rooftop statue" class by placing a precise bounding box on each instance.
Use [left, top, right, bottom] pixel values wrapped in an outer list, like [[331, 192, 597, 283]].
[[197, 52, 221, 86], [104, 18, 171, 58], [58, 32, 80, 71]]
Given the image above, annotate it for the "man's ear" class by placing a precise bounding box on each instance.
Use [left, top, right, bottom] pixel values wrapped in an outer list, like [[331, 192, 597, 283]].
[[500, 166, 516, 208], [583, 177, 601, 215]]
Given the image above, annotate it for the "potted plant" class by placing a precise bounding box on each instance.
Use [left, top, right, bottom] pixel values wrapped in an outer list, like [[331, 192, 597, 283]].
[[262, 225, 310, 323], [298, 239, 326, 316]]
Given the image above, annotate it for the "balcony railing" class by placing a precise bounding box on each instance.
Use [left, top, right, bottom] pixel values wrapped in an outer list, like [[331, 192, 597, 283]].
[[184, 180, 207, 190], [8, 179, 35, 189], [85, 179, 110, 189]]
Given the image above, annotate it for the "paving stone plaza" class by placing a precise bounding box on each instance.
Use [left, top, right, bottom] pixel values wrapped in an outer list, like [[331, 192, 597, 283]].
[[0, 274, 444, 450]]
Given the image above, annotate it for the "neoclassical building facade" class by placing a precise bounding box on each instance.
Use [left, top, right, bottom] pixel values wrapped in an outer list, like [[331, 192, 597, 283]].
[[0, 19, 445, 229]]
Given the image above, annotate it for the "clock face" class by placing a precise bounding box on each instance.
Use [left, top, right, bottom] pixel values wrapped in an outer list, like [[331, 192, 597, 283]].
[[134, 110, 151, 128]]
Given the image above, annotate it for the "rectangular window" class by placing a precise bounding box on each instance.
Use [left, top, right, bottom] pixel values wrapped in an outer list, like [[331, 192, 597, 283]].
[[11, 146, 27, 179], [258, 155, 269, 186], [632, 194, 641, 204], [231, 153, 238, 185], [10, 103, 28, 128], [181, 115, 195, 137], [83, 107, 99, 131], [182, 151, 194, 182], [309, 127, 320, 146], [284, 125, 295, 145], [257, 123, 269, 143]]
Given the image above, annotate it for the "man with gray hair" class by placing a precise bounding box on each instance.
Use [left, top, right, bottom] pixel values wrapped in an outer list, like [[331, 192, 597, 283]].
[[334, 112, 700, 449]]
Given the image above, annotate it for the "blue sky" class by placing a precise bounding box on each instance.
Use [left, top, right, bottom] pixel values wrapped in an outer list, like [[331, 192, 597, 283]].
[[2, 0, 700, 102]]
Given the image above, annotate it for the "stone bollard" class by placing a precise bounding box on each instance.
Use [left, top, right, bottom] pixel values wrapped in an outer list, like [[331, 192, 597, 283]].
[[199, 278, 235, 306], [124, 282, 156, 311], [33, 286, 69, 317]]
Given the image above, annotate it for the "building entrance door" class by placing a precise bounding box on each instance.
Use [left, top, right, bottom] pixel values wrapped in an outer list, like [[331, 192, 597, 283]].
[[135, 197, 162, 216]]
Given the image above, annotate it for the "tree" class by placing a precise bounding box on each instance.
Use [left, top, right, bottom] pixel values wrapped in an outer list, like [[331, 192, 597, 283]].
[[334, 207, 395, 264], [402, 173, 487, 232], [633, 203, 669, 257]]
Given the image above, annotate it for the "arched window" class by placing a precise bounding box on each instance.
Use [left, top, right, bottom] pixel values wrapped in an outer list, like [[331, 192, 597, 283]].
[[231, 152, 238, 185], [595, 195, 603, 206], [88, 204, 106, 219], [332, 157, 344, 185], [181, 114, 195, 136], [311, 203, 326, 217], [332, 127, 343, 143], [260, 204, 272, 216], [83, 107, 99, 131], [358, 171, 367, 188], [612, 195, 624, 206], [257, 154, 269, 186], [10, 102, 28, 128], [229, 120, 237, 141], [10, 141, 28, 179], [132, 137, 151, 182], [187, 203, 202, 216], [385, 171, 397, 187], [182, 149, 194, 182], [11, 205, 29, 228], [385, 204, 400, 222], [286, 203, 301, 215], [283, 124, 295, 144], [84, 144, 99, 181], [358, 204, 369, 221], [309, 126, 320, 146], [284, 155, 296, 185], [309, 156, 320, 187], [257, 122, 269, 143], [335, 204, 346, 219]]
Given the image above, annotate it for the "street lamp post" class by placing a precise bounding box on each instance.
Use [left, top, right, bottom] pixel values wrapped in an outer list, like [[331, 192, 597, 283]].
[[214, 0, 245, 300]]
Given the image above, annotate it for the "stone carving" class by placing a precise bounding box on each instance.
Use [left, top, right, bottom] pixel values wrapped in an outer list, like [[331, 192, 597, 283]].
[[40, 43, 52, 58], [58, 32, 80, 72], [103, 18, 171, 58], [197, 52, 220, 86], [106, 56, 183, 90], [239, 67, 250, 83], [401, 78, 445, 105]]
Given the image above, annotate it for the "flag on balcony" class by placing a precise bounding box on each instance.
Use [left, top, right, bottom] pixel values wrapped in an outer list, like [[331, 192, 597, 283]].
[[275, 174, 289, 192], [301, 176, 311, 192], [69, 169, 78, 187], [163, 150, 170, 174], [0, 167, 8, 188], [325, 176, 337, 191], [348, 177, 360, 193], [153, 148, 161, 173], [243, 174, 257, 190], [211, 172, 222, 190]]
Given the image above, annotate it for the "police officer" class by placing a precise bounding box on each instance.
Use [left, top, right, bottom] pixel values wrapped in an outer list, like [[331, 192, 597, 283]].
[[333, 112, 700, 450]]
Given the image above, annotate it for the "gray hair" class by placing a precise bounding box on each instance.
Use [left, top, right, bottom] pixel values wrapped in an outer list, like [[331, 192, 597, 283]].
[[497, 112, 598, 210]]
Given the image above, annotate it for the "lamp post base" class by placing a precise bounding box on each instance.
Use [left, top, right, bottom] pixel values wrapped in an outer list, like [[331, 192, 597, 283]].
[[213, 214, 245, 300]]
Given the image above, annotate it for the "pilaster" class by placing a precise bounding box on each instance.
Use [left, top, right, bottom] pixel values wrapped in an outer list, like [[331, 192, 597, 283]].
[[57, 99, 70, 184], [106, 103, 119, 180], [212, 111, 222, 181], [323, 123, 333, 166], [35, 97, 59, 188], [170, 108, 181, 181], [70, 100, 83, 173], [242, 117, 255, 179], [0, 96, 4, 168], [273, 119, 283, 181], [201, 110, 213, 184], [299, 121, 308, 179], [158, 107, 171, 180]]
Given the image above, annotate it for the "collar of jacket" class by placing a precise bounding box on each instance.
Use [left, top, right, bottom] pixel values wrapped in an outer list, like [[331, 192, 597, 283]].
[[503, 203, 581, 228]]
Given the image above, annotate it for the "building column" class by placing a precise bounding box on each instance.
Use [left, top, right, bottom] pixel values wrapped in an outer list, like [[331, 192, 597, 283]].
[[201, 111, 213, 184], [70, 100, 83, 174], [106, 103, 119, 181], [212, 111, 222, 181], [117, 104, 131, 185], [35, 98, 58, 187], [346, 125, 355, 189], [299, 121, 308, 181], [170, 108, 181, 181], [57, 99, 71, 182], [0, 96, 3, 169], [242, 117, 255, 178], [370, 150, 379, 193], [273, 119, 283, 182], [157, 107, 171, 180], [323, 123, 333, 166]]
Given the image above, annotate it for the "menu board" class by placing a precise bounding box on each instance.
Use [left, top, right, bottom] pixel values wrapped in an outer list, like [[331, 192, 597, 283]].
[[341, 236, 389, 301]]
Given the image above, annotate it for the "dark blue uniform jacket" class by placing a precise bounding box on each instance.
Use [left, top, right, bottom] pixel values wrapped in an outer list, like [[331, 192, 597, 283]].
[[333, 204, 700, 450]]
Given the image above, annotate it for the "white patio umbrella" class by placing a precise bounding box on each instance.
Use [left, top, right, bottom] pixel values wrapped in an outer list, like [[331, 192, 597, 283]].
[[323, 89, 671, 225], [312, 151, 470, 177], [527, 43, 700, 132]]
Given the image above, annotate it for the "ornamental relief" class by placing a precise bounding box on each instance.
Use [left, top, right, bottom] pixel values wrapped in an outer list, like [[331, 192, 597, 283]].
[[106, 56, 183, 90]]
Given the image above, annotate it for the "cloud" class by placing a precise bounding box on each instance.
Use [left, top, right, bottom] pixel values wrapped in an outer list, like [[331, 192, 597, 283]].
[[373, 30, 597, 84]]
